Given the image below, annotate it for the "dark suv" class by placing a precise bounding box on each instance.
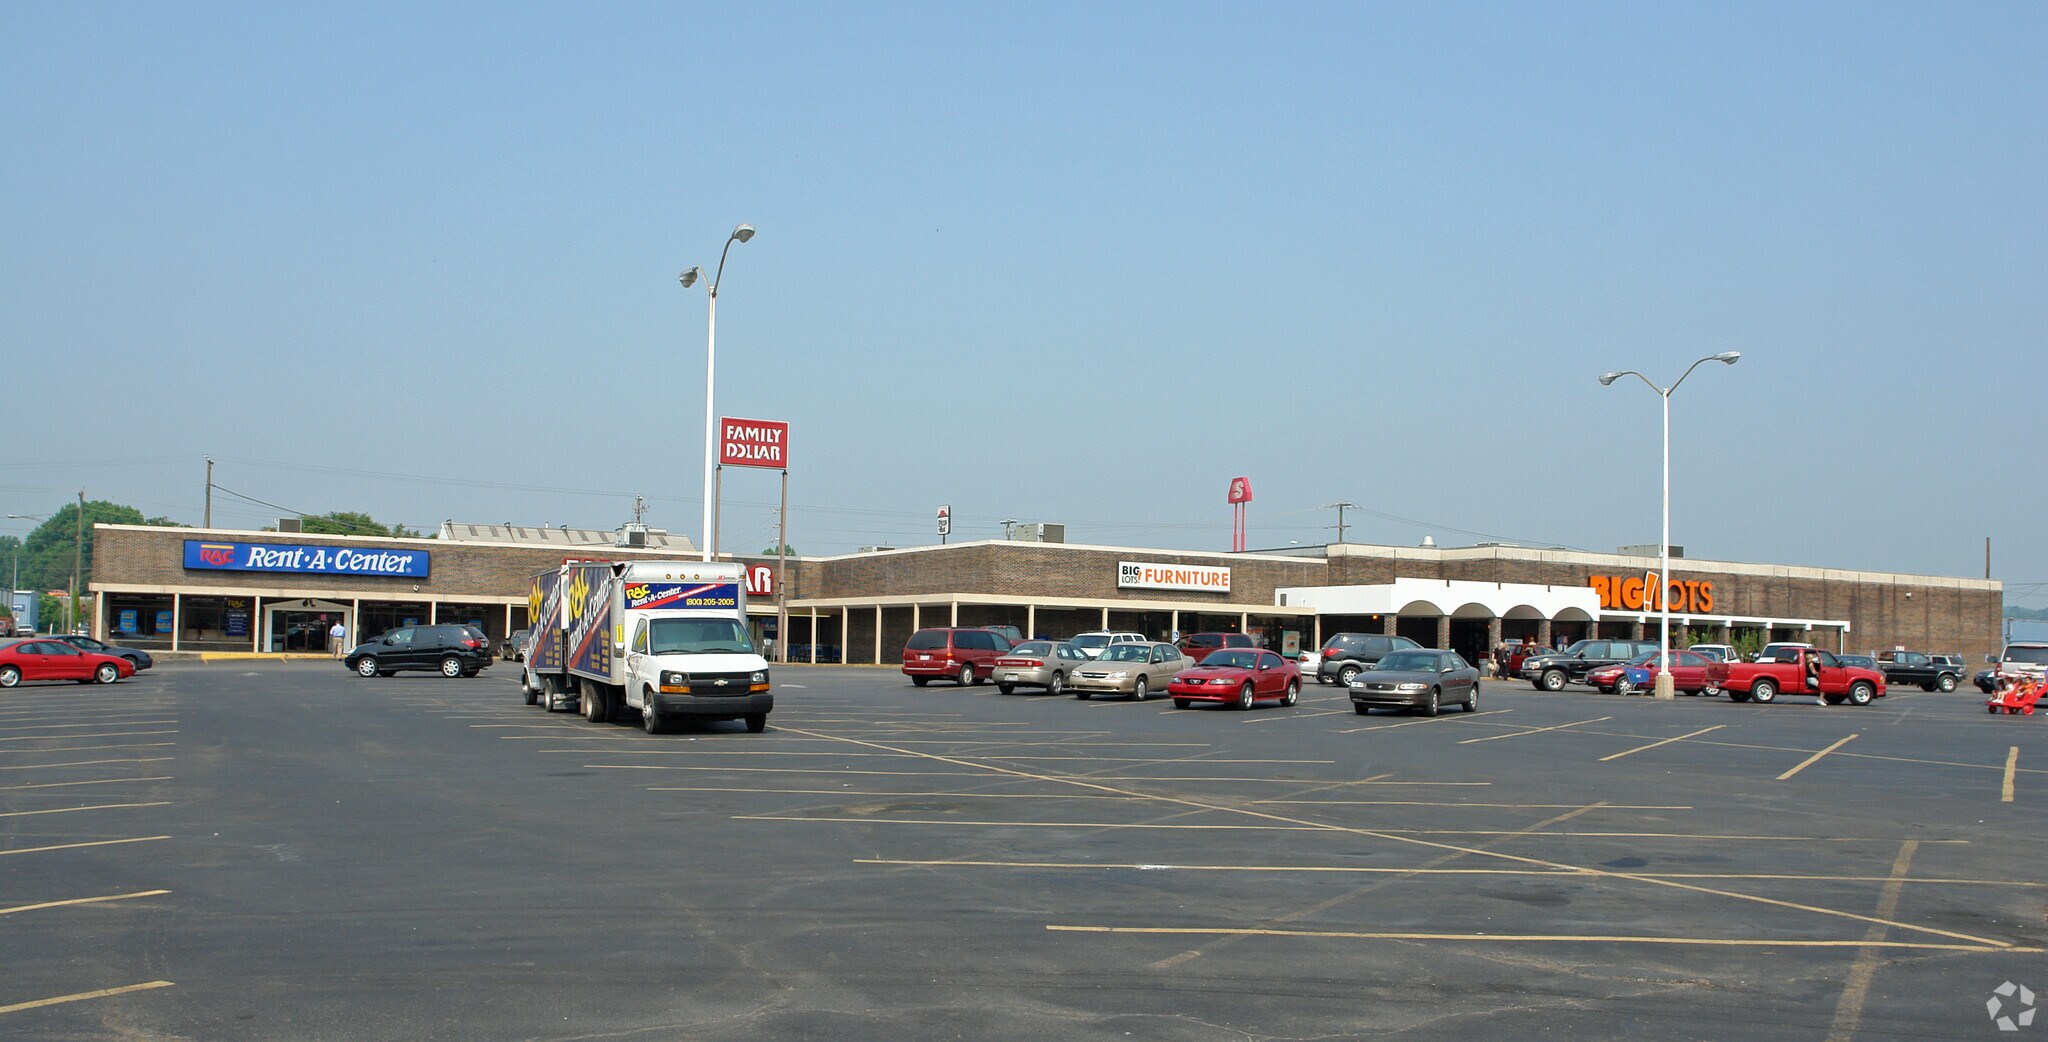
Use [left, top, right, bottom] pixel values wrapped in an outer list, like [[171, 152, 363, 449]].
[[345, 624, 493, 678], [1521, 639, 1659, 691], [902, 627, 1014, 686], [1317, 633, 1425, 685]]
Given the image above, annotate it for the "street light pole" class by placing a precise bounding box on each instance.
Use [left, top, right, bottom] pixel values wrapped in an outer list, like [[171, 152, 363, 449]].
[[681, 223, 755, 563], [4, 513, 45, 632], [73, 490, 84, 636], [1599, 352, 1741, 700]]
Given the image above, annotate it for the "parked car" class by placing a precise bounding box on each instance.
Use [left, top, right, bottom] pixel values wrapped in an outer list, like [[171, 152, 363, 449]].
[[344, 624, 493, 678], [1070, 642, 1192, 700], [0, 638, 135, 687], [1754, 642, 1817, 663], [1167, 648, 1301, 710], [1718, 647, 1886, 705], [1520, 639, 1661, 691], [1688, 644, 1739, 663], [1877, 650, 1962, 692], [1067, 631, 1148, 660], [1586, 650, 1720, 696], [991, 640, 1090, 696], [1993, 642, 2048, 683], [1349, 649, 1480, 716], [501, 628, 531, 661], [0, 617, 12, 638], [46, 634, 154, 671], [1316, 633, 1425, 686], [1930, 654, 1968, 675], [1175, 631, 1257, 664], [1976, 668, 2000, 694], [1838, 654, 1879, 672], [1499, 642, 1548, 677], [901, 627, 1013, 687], [978, 624, 1025, 645]]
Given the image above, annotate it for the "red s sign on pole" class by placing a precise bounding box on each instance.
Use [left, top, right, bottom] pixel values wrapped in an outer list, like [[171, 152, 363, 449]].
[[719, 417, 790, 469], [1227, 477, 1252, 552]]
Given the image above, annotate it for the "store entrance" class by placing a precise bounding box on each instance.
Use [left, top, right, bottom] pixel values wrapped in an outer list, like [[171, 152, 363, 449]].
[[264, 599, 353, 653]]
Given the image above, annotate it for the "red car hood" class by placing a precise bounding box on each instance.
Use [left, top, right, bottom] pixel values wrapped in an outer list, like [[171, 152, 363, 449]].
[[1177, 665, 1253, 681]]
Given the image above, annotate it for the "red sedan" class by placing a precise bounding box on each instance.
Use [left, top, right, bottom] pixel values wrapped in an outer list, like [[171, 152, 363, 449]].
[[1167, 649, 1300, 710], [0, 639, 136, 687], [1585, 649, 1720, 696]]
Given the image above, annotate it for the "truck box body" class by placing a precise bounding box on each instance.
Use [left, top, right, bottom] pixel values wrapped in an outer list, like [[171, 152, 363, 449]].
[[527, 560, 773, 731]]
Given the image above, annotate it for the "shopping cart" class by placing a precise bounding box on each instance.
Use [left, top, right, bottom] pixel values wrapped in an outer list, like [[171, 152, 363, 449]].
[[1987, 676, 2044, 715]]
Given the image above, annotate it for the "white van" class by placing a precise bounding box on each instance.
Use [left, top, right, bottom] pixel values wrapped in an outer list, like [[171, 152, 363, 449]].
[[1996, 642, 2048, 682]]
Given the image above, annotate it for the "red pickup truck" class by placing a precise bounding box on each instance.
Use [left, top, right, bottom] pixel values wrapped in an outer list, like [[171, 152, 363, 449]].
[[1717, 648, 1887, 706]]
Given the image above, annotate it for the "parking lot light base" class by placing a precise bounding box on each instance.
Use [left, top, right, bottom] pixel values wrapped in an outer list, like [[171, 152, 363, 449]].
[[1653, 672, 1676, 700]]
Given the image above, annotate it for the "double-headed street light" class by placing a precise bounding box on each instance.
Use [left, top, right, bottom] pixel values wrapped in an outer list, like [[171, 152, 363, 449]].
[[680, 223, 756, 563], [1598, 351, 1741, 699], [3, 513, 44, 627]]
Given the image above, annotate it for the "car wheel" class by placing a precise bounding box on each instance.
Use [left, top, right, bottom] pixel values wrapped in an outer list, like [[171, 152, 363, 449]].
[[1316, 674, 1332, 685], [95, 663, 120, 684], [958, 664, 974, 687], [440, 656, 463, 678], [1846, 681, 1874, 706], [1281, 680, 1299, 707], [1729, 690, 1752, 703], [1421, 688, 1439, 717], [1046, 672, 1065, 697], [1075, 688, 1090, 700], [998, 684, 1015, 695], [1465, 687, 1479, 712], [1702, 681, 1721, 698], [744, 713, 768, 733], [1353, 703, 1370, 716], [911, 676, 929, 687], [1338, 665, 1361, 686], [1615, 676, 1634, 696], [1236, 682, 1255, 711], [642, 696, 665, 734], [0, 665, 17, 688], [1131, 676, 1149, 702], [1173, 698, 1192, 710], [1540, 670, 1567, 692], [1937, 674, 1957, 693], [1751, 679, 1777, 704], [355, 657, 379, 678]]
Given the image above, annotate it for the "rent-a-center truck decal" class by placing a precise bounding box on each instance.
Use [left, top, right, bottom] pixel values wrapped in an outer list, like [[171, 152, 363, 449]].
[[563, 564, 615, 678], [623, 582, 740, 611]]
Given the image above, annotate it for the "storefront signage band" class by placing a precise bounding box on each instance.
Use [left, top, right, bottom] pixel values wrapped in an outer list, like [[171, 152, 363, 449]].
[[1590, 571, 1715, 613], [1118, 561, 1232, 593], [184, 540, 431, 579]]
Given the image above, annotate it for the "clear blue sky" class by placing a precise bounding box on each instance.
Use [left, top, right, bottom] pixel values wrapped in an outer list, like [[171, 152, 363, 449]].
[[3, 3, 2043, 605]]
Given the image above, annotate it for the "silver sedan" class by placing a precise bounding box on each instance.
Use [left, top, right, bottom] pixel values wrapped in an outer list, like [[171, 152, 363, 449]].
[[993, 641, 1091, 696], [1071, 642, 1193, 701], [1350, 649, 1481, 716]]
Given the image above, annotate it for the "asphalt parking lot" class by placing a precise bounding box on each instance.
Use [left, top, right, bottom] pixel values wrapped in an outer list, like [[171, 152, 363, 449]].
[[3, 663, 2045, 1041]]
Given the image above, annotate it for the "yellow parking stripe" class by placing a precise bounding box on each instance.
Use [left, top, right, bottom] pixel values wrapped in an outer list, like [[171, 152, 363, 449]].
[[2004, 747, 2019, 802], [1044, 924, 2030, 953], [1599, 725, 1726, 762], [0, 981, 174, 1016], [1458, 717, 1612, 745], [1340, 709, 1514, 733], [0, 836, 170, 857], [1778, 735, 1859, 780], [0, 730, 179, 743], [0, 890, 169, 917], [0, 776, 173, 790], [0, 801, 171, 819], [0, 757, 173, 771]]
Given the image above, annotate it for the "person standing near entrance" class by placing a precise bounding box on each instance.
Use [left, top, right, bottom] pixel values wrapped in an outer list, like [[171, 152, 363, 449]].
[[330, 619, 348, 659]]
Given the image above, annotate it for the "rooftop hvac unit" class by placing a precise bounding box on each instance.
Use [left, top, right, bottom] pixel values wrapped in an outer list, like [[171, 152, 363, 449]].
[[857, 545, 897, 554], [1013, 523, 1066, 543], [615, 523, 649, 548], [277, 518, 303, 533]]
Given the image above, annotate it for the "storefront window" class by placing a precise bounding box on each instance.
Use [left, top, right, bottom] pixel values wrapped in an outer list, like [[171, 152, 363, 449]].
[[105, 594, 176, 646], [358, 602, 431, 642]]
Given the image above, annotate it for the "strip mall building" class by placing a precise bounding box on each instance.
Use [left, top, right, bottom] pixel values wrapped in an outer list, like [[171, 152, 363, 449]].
[[86, 523, 2002, 667]]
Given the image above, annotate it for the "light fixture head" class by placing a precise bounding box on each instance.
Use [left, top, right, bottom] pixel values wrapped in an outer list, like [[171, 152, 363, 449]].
[[731, 223, 755, 244], [1598, 372, 1623, 386], [1713, 351, 1741, 364], [677, 267, 701, 289]]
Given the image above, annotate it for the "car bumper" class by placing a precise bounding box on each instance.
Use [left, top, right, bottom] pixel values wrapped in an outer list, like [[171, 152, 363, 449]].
[[995, 667, 1057, 687], [902, 661, 962, 677], [1349, 687, 1432, 708], [1166, 681, 1239, 702], [650, 692, 774, 718], [1070, 675, 1140, 694]]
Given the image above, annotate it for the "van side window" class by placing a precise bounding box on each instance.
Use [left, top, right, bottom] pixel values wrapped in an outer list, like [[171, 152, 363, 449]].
[[631, 620, 648, 654]]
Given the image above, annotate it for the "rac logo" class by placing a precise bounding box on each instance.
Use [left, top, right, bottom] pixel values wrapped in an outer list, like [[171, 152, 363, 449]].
[[198, 544, 236, 566]]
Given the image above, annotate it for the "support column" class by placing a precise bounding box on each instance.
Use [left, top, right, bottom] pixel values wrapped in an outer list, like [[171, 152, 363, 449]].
[[503, 604, 512, 642], [1537, 617, 1553, 648], [429, 601, 439, 624], [809, 607, 818, 664], [1026, 604, 1036, 642], [93, 591, 105, 639], [171, 593, 182, 652], [1435, 616, 1451, 651], [912, 603, 920, 632], [1239, 611, 1249, 637], [950, 601, 958, 627], [1312, 615, 1322, 650], [1629, 620, 1645, 640], [1100, 607, 1109, 629], [1382, 613, 1396, 636], [874, 605, 882, 665], [1486, 617, 1503, 674], [1717, 623, 1732, 644], [252, 596, 262, 652], [351, 599, 361, 651], [1169, 610, 1179, 642]]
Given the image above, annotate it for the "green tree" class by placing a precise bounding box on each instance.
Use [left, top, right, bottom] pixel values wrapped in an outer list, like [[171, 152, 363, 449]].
[[276, 512, 422, 538], [17, 500, 181, 595], [760, 544, 797, 556]]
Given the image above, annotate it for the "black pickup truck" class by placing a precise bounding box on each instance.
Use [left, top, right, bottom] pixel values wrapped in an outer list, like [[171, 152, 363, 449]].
[[1877, 651, 1962, 692], [1522, 638, 1661, 691]]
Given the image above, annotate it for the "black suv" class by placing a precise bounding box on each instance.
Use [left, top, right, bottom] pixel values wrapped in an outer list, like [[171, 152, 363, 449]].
[[345, 624, 493, 678], [1521, 639, 1660, 691], [1317, 633, 1425, 685]]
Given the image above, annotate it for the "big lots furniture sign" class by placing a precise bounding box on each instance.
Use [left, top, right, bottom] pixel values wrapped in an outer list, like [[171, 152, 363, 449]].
[[719, 417, 789, 469], [1118, 561, 1232, 594]]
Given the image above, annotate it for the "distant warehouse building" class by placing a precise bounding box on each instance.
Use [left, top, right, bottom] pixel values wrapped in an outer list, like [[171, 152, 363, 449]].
[[86, 524, 2000, 666]]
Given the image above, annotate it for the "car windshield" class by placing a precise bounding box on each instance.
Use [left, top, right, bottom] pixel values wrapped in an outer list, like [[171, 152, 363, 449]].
[[647, 618, 754, 654], [1099, 644, 1151, 662], [1204, 650, 1258, 669], [2005, 646, 2048, 665], [1069, 634, 1110, 651], [1375, 651, 1437, 672], [1009, 641, 1052, 655]]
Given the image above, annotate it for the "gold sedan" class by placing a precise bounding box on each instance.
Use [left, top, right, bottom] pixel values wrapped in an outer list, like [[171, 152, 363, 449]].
[[1070, 642, 1193, 701]]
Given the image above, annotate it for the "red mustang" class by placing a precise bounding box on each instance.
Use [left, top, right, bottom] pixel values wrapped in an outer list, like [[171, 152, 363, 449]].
[[0, 638, 136, 687], [1167, 648, 1300, 710]]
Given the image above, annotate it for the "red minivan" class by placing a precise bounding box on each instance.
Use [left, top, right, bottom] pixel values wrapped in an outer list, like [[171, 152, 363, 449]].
[[902, 628, 1014, 687]]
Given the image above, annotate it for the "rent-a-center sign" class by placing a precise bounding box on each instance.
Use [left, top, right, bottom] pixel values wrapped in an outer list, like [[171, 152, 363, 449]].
[[720, 417, 789, 469], [184, 540, 430, 578], [1118, 561, 1232, 594]]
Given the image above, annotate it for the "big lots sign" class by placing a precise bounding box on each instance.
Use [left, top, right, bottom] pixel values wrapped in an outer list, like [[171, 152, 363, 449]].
[[720, 417, 789, 469], [1590, 571, 1716, 614]]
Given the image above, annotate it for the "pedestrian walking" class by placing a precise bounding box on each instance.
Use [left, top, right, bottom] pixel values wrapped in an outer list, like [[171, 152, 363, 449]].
[[330, 619, 347, 659], [1805, 649, 1827, 706]]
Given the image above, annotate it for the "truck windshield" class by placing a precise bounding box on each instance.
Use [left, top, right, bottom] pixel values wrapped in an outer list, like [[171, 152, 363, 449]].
[[647, 619, 754, 655]]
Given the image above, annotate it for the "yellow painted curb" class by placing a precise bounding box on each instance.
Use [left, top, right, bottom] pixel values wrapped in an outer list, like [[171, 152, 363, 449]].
[[197, 653, 335, 663]]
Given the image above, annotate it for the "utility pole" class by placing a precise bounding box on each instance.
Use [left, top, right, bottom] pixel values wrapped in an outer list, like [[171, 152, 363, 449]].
[[204, 457, 214, 528], [632, 494, 647, 526], [1323, 502, 1358, 545], [72, 489, 84, 635], [1986, 536, 1992, 580]]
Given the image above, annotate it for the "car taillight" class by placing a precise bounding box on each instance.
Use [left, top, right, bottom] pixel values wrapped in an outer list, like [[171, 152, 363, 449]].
[[464, 639, 482, 649], [999, 658, 1043, 668]]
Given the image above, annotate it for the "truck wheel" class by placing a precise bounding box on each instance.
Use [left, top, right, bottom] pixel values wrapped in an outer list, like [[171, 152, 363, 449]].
[[355, 657, 379, 678], [1702, 681, 1721, 698], [642, 698, 665, 735], [1729, 690, 1751, 703], [582, 685, 608, 723], [1937, 674, 1956, 693], [1540, 670, 1567, 692], [522, 676, 538, 706], [744, 713, 767, 733], [1846, 682, 1874, 706], [1751, 679, 1777, 704]]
